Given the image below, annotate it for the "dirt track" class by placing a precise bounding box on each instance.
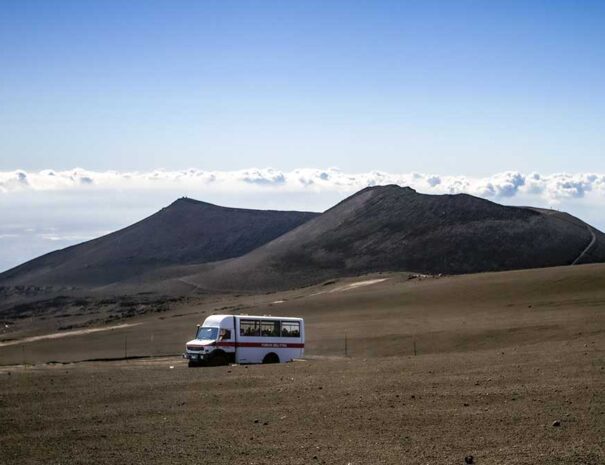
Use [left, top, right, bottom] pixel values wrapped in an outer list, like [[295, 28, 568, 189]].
[[573, 226, 597, 265], [0, 323, 141, 348]]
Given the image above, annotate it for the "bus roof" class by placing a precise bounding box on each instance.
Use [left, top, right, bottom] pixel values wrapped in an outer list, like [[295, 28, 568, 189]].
[[235, 314, 303, 322], [201, 314, 303, 325]]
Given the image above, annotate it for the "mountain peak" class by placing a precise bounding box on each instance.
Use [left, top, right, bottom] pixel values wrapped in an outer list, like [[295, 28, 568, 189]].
[[351, 184, 417, 200], [168, 197, 212, 207], [368, 184, 417, 195]]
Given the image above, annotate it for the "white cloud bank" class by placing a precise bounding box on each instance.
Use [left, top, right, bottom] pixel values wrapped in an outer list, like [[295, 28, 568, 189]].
[[1, 168, 605, 202], [1, 168, 605, 272]]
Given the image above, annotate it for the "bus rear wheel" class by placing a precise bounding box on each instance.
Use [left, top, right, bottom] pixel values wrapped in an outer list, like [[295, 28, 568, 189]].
[[262, 353, 280, 364]]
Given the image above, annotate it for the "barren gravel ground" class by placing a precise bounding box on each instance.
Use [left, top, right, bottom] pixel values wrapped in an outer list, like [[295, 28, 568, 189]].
[[1, 265, 604, 464], [1, 334, 603, 465]]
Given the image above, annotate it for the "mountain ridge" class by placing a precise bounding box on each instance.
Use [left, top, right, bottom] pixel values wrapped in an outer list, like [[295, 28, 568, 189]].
[[0, 197, 319, 287], [2, 185, 604, 294], [169, 185, 605, 291]]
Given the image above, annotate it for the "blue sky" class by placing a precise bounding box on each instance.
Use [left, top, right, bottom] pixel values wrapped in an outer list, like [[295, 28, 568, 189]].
[[1, 0, 604, 174], [1, 1, 605, 271]]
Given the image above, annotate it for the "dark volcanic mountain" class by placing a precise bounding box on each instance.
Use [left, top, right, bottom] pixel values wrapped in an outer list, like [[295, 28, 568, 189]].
[[2, 185, 604, 294], [179, 185, 605, 291], [0, 198, 318, 287]]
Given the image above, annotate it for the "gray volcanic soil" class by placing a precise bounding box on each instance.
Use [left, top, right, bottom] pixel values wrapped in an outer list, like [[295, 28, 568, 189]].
[[1, 330, 602, 464], [0, 264, 604, 464]]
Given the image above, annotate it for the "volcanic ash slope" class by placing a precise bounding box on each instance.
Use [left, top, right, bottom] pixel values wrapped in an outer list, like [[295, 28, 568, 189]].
[[181, 185, 605, 291]]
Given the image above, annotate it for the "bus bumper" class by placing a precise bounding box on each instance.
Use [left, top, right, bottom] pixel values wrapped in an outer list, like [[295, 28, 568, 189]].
[[183, 352, 206, 361]]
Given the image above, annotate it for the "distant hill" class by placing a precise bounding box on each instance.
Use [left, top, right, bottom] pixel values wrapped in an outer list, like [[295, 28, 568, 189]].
[[176, 185, 605, 291], [2, 186, 605, 294], [0, 197, 318, 287]]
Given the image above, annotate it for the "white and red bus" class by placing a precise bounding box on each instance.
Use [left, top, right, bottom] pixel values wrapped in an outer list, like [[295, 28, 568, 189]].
[[184, 314, 304, 366]]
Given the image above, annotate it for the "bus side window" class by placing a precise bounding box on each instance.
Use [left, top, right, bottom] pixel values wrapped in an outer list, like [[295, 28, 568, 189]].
[[261, 320, 280, 337], [240, 319, 261, 336], [281, 321, 300, 337]]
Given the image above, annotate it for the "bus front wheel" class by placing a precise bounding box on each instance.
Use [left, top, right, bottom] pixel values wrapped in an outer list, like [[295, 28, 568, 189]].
[[208, 351, 228, 367]]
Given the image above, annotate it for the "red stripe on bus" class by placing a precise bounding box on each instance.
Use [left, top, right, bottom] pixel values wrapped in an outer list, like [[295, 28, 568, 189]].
[[216, 342, 304, 349]]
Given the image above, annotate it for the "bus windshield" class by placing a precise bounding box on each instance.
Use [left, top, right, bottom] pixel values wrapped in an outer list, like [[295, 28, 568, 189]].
[[196, 327, 219, 340]]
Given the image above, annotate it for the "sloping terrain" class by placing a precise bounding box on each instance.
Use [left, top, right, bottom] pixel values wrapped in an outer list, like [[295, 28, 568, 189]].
[[1, 265, 604, 464], [0, 198, 318, 288], [2, 263, 604, 364], [176, 185, 605, 291]]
